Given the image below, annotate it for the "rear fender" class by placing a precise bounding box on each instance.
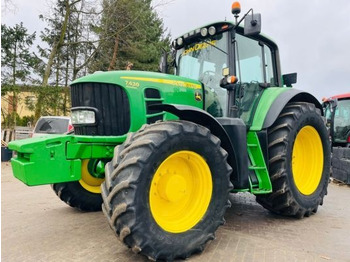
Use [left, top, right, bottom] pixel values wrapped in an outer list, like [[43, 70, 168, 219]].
[[251, 88, 323, 131]]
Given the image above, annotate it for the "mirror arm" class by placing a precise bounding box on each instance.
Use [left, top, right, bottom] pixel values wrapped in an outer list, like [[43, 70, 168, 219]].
[[234, 8, 253, 29]]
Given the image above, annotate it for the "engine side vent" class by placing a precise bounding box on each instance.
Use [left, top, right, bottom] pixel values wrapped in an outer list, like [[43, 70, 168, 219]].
[[144, 88, 164, 124]]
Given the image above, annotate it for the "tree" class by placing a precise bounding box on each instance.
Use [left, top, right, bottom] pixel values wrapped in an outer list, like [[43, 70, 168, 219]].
[[35, 0, 100, 119], [89, 0, 170, 73], [1, 23, 39, 127], [2, 0, 171, 124]]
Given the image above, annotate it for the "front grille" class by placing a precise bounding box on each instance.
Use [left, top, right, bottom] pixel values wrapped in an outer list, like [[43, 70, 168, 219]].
[[71, 82, 130, 136]]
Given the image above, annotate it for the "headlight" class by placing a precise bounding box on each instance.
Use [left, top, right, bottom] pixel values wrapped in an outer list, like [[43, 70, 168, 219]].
[[71, 108, 97, 125]]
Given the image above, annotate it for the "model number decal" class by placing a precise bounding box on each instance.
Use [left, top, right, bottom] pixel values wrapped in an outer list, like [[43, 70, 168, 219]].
[[125, 80, 140, 88], [121, 76, 201, 89]]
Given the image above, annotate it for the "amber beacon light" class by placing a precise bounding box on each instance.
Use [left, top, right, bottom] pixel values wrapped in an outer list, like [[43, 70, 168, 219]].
[[231, 2, 241, 15]]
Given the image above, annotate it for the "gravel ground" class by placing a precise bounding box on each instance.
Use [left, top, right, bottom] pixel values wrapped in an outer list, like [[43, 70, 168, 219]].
[[2, 162, 350, 262]]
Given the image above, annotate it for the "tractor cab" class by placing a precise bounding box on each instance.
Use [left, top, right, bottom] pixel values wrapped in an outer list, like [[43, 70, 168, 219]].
[[166, 4, 290, 126], [323, 93, 350, 147]]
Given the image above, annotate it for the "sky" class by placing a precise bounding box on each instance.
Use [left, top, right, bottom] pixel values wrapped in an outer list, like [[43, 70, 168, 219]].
[[2, 0, 350, 101]]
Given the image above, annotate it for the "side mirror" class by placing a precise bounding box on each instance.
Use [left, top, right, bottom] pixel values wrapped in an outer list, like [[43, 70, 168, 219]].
[[282, 73, 297, 87], [158, 51, 168, 73], [244, 13, 261, 36], [329, 99, 338, 109]]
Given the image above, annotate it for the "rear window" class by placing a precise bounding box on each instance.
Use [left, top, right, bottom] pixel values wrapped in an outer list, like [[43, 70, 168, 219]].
[[34, 118, 69, 134]]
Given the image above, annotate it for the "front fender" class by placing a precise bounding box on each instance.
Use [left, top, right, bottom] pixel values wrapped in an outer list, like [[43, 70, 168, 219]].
[[150, 104, 250, 189], [150, 104, 229, 142]]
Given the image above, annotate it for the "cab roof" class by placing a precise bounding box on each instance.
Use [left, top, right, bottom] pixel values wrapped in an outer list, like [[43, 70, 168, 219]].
[[324, 93, 350, 101], [175, 20, 278, 49]]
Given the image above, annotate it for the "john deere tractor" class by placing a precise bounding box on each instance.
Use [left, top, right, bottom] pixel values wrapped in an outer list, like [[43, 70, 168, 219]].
[[9, 2, 330, 261]]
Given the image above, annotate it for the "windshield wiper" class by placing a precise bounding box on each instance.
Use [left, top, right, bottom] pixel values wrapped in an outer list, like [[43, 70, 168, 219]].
[[203, 39, 227, 55]]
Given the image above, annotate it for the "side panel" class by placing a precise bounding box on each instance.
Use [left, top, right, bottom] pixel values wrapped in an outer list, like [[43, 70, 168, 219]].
[[122, 74, 204, 125]]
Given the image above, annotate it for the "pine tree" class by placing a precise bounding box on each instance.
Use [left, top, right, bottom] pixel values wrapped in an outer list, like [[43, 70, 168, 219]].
[[90, 0, 170, 72]]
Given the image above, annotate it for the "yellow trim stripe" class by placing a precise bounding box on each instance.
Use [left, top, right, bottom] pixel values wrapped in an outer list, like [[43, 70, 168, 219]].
[[121, 76, 201, 89]]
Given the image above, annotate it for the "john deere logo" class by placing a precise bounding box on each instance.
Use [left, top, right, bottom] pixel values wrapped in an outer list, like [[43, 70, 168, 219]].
[[195, 92, 202, 101]]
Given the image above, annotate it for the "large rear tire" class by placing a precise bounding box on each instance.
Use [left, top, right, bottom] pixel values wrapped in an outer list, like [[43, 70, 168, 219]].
[[256, 102, 331, 218], [101, 121, 232, 261], [52, 159, 105, 211]]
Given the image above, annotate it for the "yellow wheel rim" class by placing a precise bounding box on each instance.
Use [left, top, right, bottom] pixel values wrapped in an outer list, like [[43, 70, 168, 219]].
[[149, 151, 212, 233], [292, 126, 324, 195], [79, 160, 104, 194]]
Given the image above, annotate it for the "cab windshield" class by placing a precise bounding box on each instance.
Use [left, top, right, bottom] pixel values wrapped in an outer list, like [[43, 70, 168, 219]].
[[176, 32, 229, 117], [334, 99, 350, 143]]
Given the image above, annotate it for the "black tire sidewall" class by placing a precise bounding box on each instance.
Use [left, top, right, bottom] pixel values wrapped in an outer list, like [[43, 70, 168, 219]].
[[285, 109, 330, 208], [130, 129, 229, 252], [53, 181, 102, 211]]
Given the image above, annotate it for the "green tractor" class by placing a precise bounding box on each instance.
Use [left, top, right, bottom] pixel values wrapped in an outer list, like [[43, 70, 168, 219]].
[[9, 2, 330, 261]]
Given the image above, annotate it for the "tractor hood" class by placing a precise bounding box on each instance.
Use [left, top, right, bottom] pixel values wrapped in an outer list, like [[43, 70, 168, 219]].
[[70, 70, 205, 136], [71, 70, 202, 91]]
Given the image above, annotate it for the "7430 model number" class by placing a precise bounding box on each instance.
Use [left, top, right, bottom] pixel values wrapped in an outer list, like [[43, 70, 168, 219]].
[[125, 80, 140, 88]]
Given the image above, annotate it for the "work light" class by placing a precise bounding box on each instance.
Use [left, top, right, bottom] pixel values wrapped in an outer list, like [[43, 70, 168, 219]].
[[208, 26, 216, 36], [200, 28, 208, 37], [176, 37, 183, 46]]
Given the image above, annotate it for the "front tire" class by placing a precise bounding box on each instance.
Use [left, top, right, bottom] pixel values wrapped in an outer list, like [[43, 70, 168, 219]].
[[52, 159, 105, 211], [101, 121, 232, 261], [256, 102, 331, 218]]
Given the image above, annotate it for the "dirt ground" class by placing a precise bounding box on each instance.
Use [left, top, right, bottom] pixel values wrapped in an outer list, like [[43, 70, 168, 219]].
[[2, 162, 350, 262]]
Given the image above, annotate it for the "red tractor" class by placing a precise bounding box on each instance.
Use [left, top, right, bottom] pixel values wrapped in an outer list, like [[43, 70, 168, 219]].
[[323, 93, 350, 184]]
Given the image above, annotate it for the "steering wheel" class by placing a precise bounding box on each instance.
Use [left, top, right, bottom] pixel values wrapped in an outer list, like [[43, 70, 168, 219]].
[[199, 70, 216, 84], [202, 70, 216, 77]]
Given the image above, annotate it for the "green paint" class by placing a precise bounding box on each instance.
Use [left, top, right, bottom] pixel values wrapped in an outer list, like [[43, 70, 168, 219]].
[[9, 135, 81, 186], [231, 131, 272, 194], [9, 70, 205, 186], [94, 161, 106, 178], [9, 71, 286, 190], [250, 87, 290, 131], [8, 134, 126, 186], [246, 131, 272, 194], [87, 159, 106, 179], [73, 70, 202, 132]]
